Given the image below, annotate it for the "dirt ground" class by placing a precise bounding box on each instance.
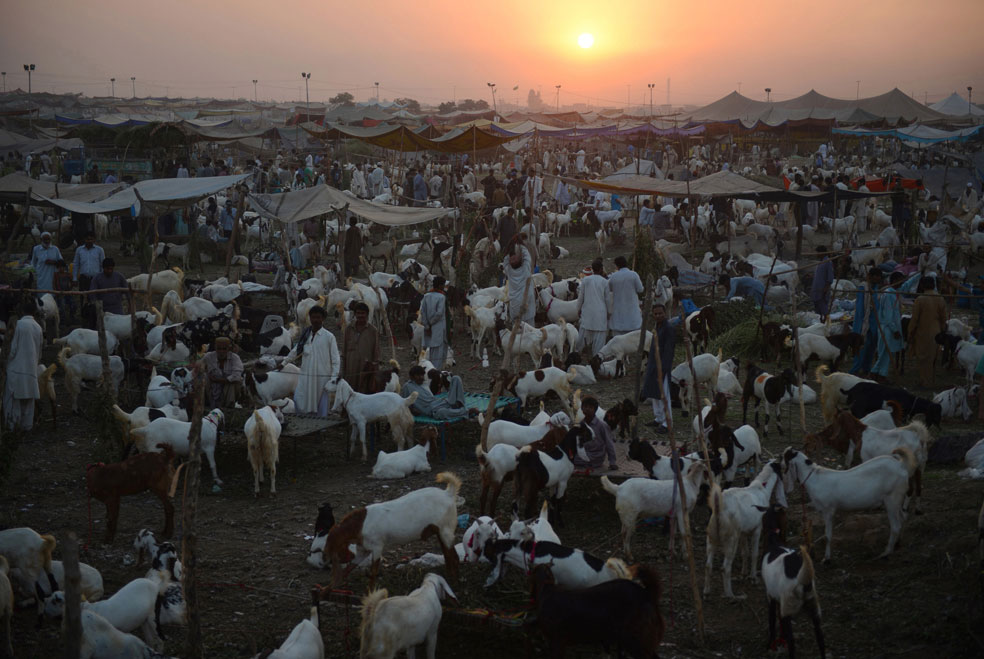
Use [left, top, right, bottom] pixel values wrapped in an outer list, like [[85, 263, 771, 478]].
[[2, 220, 984, 658]]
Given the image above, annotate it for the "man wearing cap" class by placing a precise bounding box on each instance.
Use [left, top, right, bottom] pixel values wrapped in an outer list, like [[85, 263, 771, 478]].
[[962, 181, 979, 214], [577, 259, 611, 357], [462, 166, 476, 193], [30, 231, 62, 294], [285, 305, 340, 415], [3, 303, 43, 431], [341, 302, 380, 393], [202, 337, 244, 407], [88, 258, 129, 317], [420, 276, 449, 369], [220, 200, 237, 238], [401, 365, 476, 420]]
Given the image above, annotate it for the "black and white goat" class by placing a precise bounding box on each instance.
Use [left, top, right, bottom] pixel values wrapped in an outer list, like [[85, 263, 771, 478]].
[[483, 537, 631, 589], [742, 365, 795, 438], [512, 424, 593, 525]]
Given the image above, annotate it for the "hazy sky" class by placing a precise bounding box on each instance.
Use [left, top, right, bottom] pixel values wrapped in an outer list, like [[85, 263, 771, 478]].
[[3, 0, 982, 108]]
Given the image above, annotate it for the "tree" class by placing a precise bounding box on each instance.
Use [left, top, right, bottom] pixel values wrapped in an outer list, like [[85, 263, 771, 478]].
[[457, 98, 490, 111], [394, 97, 421, 113], [438, 100, 457, 113], [329, 92, 354, 106], [527, 89, 544, 111]]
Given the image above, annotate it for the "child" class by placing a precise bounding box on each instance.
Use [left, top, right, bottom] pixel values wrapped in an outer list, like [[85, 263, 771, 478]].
[[52, 259, 76, 322]]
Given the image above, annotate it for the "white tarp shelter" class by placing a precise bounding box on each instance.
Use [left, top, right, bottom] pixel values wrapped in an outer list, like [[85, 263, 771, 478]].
[[248, 185, 452, 226], [37, 174, 248, 215]]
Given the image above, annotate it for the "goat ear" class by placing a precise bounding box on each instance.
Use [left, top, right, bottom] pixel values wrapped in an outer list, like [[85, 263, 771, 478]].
[[753, 505, 769, 512]]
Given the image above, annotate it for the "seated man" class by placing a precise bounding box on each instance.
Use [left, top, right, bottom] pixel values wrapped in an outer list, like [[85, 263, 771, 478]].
[[202, 336, 243, 407], [401, 365, 477, 420], [571, 396, 617, 471]]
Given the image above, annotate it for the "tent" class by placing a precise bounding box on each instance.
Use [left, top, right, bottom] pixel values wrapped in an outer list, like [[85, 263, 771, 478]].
[[0, 172, 120, 203], [929, 92, 984, 117], [247, 185, 451, 226], [833, 124, 984, 144], [604, 159, 664, 180], [302, 123, 519, 153]]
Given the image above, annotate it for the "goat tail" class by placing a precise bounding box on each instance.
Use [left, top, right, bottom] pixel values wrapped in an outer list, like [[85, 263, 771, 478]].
[[716, 347, 722, 362], [168, 461, 188, 498], [150, 306, 164, 326], [110, 404, 131, 426], [605, 557, 632, 580], [388, 358, 401, 372], [359, 588, 389, 656], [436, 471, 462, 498], [475, 444, 488, 468], [892, 446, 918, 477], [403, 391, 419, 407], [39, 534, 56, 573], [631, 564, 663, 607], [600, 475, 619, 496], [906, 420, 932, 451], [52, 335, 67, 346], [464, 304, 475, 320], [57, 345, 72, 369], [794, 546, 817, 604], [814, 364, 830, 384]]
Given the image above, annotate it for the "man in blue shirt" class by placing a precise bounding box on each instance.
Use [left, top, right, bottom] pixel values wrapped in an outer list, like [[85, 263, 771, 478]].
[[413, 170, 428, 207], [72, 232, 105, 293], [219, 200, 237, 238], [719, 274, 765, 306]]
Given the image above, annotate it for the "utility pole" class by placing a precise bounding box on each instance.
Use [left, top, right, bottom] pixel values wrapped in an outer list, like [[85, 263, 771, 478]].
[[252, 79, 258, 102], [374, 81, 379, 103], [487, 82, 497, 116], [110, 77, 115, 98], [130, 76, 136, 98], [555, 84, 561, 111], [23, 64, 35, 93], [1, 72, 5, 92], [765, 87, 772, 102], [856, 80, 861, 100], [648, 82, 655, 118], [969, 86, 974, 114]]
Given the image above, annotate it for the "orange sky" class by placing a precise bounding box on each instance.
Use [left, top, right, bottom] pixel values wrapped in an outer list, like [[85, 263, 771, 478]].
[[2, 0, 982, 108]]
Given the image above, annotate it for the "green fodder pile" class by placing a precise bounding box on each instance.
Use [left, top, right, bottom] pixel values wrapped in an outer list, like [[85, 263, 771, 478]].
[[705, 299, 786, 359]]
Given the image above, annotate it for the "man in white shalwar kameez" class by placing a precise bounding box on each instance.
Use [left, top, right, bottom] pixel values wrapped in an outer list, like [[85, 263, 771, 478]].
[[577, 259, 611, 356], [462, 167, 477, 193], [962, 182, 979, 214], [369, 163, 385, 197], [503, 245, 535, 325], [350, 167, 368, 198], [607, 256, 643, 336], [522, 169, 543, 210], [286, 306, 340, 416], [420, 277, 448, 370], [3, 309, 43, 430], [575, 149, 586, 173]]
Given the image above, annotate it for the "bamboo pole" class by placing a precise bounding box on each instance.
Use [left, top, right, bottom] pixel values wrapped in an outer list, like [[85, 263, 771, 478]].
[[95, 300, 114, 402], [359, 256, 396, 362], [181, 369, 206, 658], [61, 532, 82, 659], [632, 275, 654, 405], [224, 184, 247, 279]]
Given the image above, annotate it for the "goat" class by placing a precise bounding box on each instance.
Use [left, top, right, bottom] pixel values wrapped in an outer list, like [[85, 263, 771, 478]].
[[371, 426, 438, 479], [760, 322, 792, 366], [53, 328, 119, 356], [497, 323, 547, 368], [332, 380, 418, 461], [781, 446, 917, 561], [144, 368, 178, 409], [72, 609, 168, 659], [503, 366, 575, 416], [538, 287, 580, 324], [601, 462, 711, 560], [671, 350, 721, 417], [934, 386, 973, 421], [843, 381, 942, 428], [323, 472, 461, 588], [759, 504, 826, 658], [33, 561, 105, 603], [703, 461, 787, 599], [815, 364, 871, 423], [742, 365, 795, 438], [129, 409, 224, 487], [627, 439, 696, 480], [708, 423, 762, 486], [603, 399, 639, 439], [86, 443, 179, 543], [245, 406, 283, 496], [359, 573, 456, 659], [127, 267, 184, 300], [111, 404, 188, 443], [0, 528, 57, 608], [526, 563, 664, 659], [597, 329, 653, 363], [790, 332, 853, 375], [254, 604, 323, 659], [685, 307, 715, 354], [36, 363, 57, 427], [463, 303, 504, 358], [513, 424, 593, 525], [58, 346, 125, 413], [246, 362, 301, 404]]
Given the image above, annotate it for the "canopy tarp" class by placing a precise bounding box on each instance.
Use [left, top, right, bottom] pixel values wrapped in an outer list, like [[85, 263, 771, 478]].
[[36, 174, 248, 215], [0, 128, 84, 156], [603, 159, 664, 180], [302, 123, 519, 153], [0, 172, 121, 203], [247, 185, 451, 226], [833, 124, 984, 144]]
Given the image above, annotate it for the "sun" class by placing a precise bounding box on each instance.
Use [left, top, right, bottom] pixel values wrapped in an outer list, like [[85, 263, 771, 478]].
[[577, 33, 594, 49]]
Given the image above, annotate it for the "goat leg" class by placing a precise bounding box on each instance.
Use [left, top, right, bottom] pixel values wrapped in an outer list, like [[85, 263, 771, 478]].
[[104, 497, 120, 543], [781, 615, 796, 658], [807, 600, 826, 659], [767, 600, 779, 651]]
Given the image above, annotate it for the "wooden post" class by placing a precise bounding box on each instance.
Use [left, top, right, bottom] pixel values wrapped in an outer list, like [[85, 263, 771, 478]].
[[479, 276, 534, 451], [225, 184, 247, 279], [61, 532, 82, 659], [359, 256, 396, 362], [1, 188, 32, 264], [754, 253, 780, 342], [792, 325, 807, 434], [181, 370, 206, 658], [632, 275, 654, 405], [95, 301, 114, 401]]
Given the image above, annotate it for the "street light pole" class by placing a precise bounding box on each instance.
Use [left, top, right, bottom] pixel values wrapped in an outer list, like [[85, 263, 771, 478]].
[[130, 76, 136, 98], [23, 64, 35, 93], [648, 83, 655, 118], [969, 86, 974, 114], [487, 82, 497, 117], [374, 82, 379, 103], [110, 78, 115, 97], [555, 85, 561, 111], [765, 87, 772, 102], [301, 72, 311, 119], [252, 79, 258, 102]]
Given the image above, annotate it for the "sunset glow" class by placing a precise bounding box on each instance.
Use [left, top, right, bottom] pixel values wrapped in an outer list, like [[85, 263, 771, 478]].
[[578, 33, 594, 49]]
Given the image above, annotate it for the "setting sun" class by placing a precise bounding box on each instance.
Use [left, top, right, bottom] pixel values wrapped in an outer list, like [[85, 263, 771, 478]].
[[577, 32, 594, 49]]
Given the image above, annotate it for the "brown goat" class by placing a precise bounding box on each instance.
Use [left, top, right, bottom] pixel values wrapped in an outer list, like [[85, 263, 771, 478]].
[[760, 322, 792, 367], [477, 426, 567, 516], [85, 443, 181, 544]]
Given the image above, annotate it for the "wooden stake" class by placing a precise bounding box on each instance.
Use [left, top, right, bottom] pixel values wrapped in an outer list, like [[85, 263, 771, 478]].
[[632, 275, 654, 406], [225, 184, 247, 279], [61, 532, 82, 659], [359, 256, 396, 362], [181, 370, 206, 658], [95, 300, 114, 403]]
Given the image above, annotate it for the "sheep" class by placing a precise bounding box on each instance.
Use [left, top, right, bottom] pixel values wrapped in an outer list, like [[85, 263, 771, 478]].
[[53, 328, 119, 356], [671, 351, 721, 417], [331, 380, 418, 461], [44, 576, 165, 649], [484, 537, 630, 589], [526, 563, 664, 659], [601, 462, 711, 560], [86, 444, 179, 543], [257, 605, 324, 659], [371, 426, 438, 479], [781, 446, 917, 561], [815, 364, 871, 423], [322, 472, 462, 587], [127, 267, 185, 300], [359, 573, 456, 659], [742, 365, 796, 438], [246, 362, 301, 404], [245, 406, 283, 496], [512, 424, 593, 525], [504, 366, 575, 416], [484, 412, 571, 449], [0, 556, 10, 658], [58, 347, 125, 413], [0, 528, 57, 607], [703, 461, 787, 599], [130, 409, 225, 487], [759, 504, 826, 658]]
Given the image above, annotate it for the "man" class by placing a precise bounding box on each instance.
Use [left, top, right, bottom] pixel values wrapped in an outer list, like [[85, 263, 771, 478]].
[[461, 166, 476, 193], [341, 302, 380, 393], [420, 276, 448, 369], [413, 169, 428, 207], [577, 259, 611, 357], [103, 170, 118, 185], [30, 232, 62, 293], [502, 241, 534, 325], [3, 304, 43, 431], [871, 272, 904, 383], [810, 246, 835, 320], [86, 164, 100, 184], [350, 165, 368, 198], [719, 273, 765, 306], [907, 276, 948, 388], [369, 162, 385, 197], [176, 163, 190, 179], [640, 303, 675, 433], [72, 232, 105, 295], [198, 159, 215, 178], [608, 256, 643, 336], [638, 199, 656, 228], [850, 268, 883, 376], [401, 365, 475, 420], [220, 200, 237, 238], [330, 161, 341, 188], [343, 217, 363, 278], [88, 258, 129, 316], [429, 171, 443, 200], [521, 167, 542, 210], [962, 181, 979, 214], [571, 397, 617, 470], [286, 306, 339, 416], [202, 337, 244, 407], [481, 171, 496, 201], [498, 207, 517, 250]]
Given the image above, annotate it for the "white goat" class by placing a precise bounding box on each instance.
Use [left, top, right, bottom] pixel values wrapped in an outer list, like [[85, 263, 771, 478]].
[[58, 347, 125, 412], [127, 267, 184, 300], [53, 328, 119, 356], [332, 380, 418, 461], [507, 366, 575, 415], [259, 605, 324, 659], [484, 538, 630, 589], [371, 430, 435, 479], [360, 573, 456, 659], [483, 412, 571, 449], [934, 386, 973, 421], [0, 528, 56, 606], [671, 351, 721, 415], [130, 409, 224, 486], [73, 609, 165, 659], [44, 576, 165, 648], [144, 368, 178, 408], [245, 406, 283, 496], [248, 362, 301, 404]]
